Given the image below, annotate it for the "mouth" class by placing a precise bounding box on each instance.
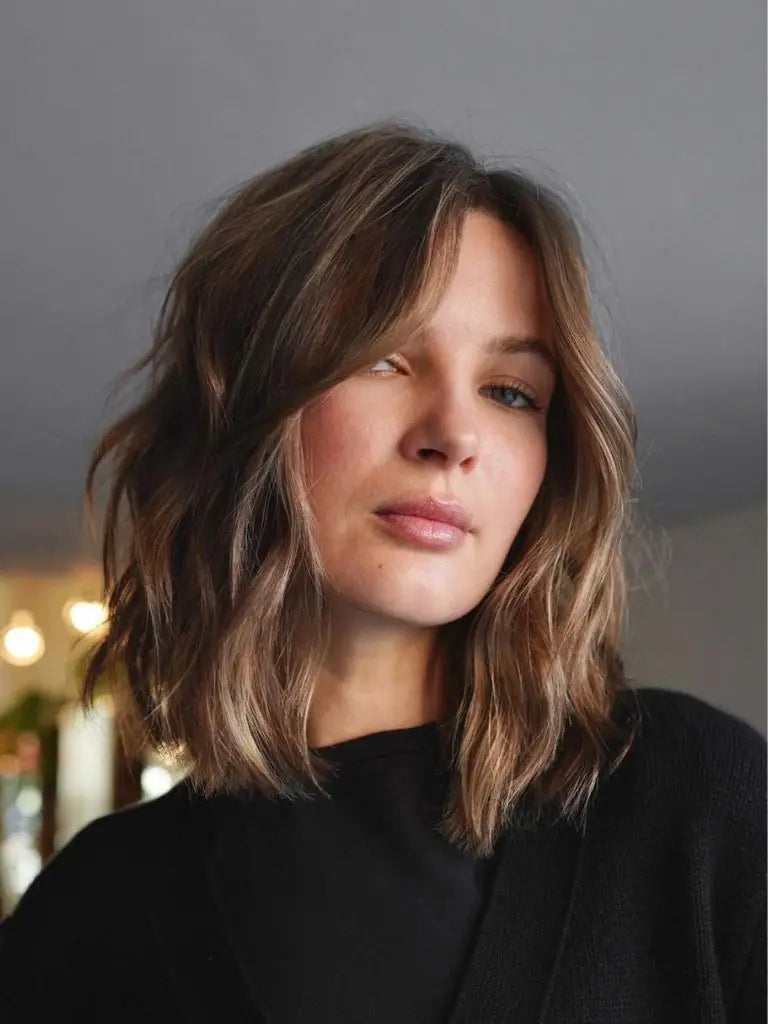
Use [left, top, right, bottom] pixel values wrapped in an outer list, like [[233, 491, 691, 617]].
[[374, 506, 470, 552], [374, 495, 471, 533]]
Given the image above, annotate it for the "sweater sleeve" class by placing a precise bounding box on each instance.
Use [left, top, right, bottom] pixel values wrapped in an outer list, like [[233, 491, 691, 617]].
[[0, 810, 176, 1022], [644, 687, 767, 1021], [0, 822, 103, 1019], [724, 714, 767, 1023], [733, 894, 766, 1022]]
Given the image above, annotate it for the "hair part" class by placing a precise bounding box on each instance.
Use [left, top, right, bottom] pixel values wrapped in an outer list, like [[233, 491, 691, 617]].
[[82, 117, 646, 858]]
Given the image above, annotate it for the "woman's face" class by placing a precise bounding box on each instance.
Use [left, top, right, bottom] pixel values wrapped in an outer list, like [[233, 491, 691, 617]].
[[300, 209, 558, 629]]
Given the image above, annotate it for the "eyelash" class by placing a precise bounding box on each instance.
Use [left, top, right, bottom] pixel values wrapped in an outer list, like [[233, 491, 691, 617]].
[[366, 357, 542, 412]]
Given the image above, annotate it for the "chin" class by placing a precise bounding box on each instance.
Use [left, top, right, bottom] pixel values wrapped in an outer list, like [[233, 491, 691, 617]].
[[341, 588, 481, 628], [324, 550, 498, 625]]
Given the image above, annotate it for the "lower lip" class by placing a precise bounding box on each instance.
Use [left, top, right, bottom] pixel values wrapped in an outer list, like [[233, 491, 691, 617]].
[[374, 513, 468, 550]]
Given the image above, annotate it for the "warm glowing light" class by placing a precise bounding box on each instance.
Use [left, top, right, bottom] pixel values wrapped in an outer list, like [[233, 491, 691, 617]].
[[0, 610, 45, 666], [15, 787, 43, 817], [141, 764, 174, 800], [62, 599, 109, 637], [0, 834, 41, 898]]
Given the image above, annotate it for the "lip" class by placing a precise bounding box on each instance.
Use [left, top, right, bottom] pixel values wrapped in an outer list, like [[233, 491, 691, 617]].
[[374, 512, 468, 551], [375, 495, 472, 532]]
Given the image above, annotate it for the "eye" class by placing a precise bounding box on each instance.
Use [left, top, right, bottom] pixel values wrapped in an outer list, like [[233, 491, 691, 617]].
[[483, 382, 542, 411], [366, 357, 542, 412], [367, 356, 402, 374]]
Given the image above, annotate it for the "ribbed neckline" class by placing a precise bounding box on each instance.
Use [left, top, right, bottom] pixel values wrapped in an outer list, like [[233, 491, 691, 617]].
[[310, 721, 439, 766]]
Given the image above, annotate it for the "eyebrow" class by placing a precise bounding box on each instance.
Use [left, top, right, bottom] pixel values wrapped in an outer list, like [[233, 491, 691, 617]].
[[484, 334, 558, 374], [413, 325, 558, 375]]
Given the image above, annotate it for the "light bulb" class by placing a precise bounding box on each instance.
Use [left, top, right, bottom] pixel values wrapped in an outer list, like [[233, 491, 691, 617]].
[[1, 610, 45, 667], [63, 599, 108, 636]]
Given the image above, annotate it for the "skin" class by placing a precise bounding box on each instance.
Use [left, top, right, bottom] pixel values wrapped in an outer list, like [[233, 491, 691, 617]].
[[300, 209, 557, 748]]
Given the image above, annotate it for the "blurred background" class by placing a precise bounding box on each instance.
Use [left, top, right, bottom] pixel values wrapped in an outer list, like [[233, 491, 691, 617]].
[[0, 0, 765, 917]]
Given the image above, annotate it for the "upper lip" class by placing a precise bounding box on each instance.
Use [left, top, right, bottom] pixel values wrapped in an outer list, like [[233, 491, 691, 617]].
[[375, 495, 472, 532]]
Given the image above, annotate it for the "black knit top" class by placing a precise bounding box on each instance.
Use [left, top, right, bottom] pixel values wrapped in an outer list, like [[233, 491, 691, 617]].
[[0, 686, 765, 1023]]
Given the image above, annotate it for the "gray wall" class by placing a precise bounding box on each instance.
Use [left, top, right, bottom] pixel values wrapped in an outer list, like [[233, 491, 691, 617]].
[[623, 502, 766, 736]]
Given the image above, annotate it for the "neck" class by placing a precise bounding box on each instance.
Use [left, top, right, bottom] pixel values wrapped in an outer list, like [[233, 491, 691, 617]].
[[306, 610, 446, 748]]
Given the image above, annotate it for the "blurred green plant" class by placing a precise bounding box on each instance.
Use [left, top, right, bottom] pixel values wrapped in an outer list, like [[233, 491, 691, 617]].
[[0, 689, 66, 742], [0, 689, 67, 797]]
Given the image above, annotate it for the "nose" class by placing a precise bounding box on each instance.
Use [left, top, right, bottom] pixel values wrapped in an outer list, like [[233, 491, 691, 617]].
[[402, 395, 481, 469]]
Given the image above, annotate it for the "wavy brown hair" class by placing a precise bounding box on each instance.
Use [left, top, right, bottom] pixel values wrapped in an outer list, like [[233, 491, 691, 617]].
[[82, 118, 646, 857]]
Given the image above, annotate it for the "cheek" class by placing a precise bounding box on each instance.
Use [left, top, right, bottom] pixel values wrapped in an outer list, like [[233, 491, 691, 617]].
[[301, 392, 378, 501], [488, 427, 547, 487], [485, 432, 548, 536]]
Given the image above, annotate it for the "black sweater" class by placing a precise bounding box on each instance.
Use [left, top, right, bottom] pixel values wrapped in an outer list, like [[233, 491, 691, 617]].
[[203, 720, 498, 1023], [0, 686, 765, 1023]]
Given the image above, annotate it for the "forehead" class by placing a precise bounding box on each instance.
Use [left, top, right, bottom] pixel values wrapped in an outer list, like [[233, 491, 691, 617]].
[[409, 212, 556, 370], [428, 211, 553, 332]]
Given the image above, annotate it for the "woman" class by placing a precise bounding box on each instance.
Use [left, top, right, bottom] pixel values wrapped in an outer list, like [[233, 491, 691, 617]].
[[0, 119, 764, 1023]]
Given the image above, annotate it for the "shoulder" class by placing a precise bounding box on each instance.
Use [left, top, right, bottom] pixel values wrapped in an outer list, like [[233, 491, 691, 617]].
[[0, 782, 194, 994], [600, 688, 765, 931], [588, 686, 766, 1013], [593, 684, 766, 890], [624, 685, 766, 812], [631, 683, 765, 750], [0, 782, 199, 1020], [4, 781, 192, 925], [600, 684, 766, 845]]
